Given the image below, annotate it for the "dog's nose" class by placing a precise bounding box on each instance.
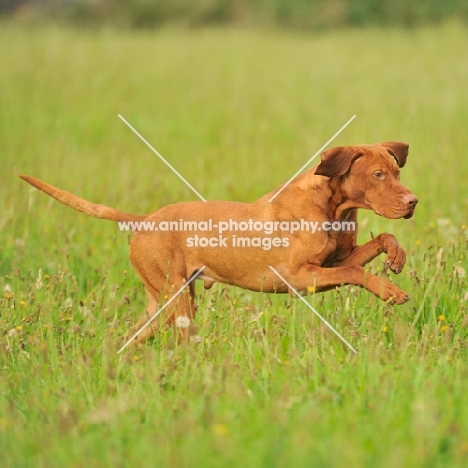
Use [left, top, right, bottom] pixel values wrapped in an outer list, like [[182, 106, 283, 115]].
[[403, 193, 418, 207]]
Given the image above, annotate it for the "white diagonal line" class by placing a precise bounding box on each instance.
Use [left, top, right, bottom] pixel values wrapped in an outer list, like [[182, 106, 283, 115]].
[[117, 266, 206, 354], [268, 115, 356, 202], [268, 266, 357, 354], [118, 114, 207, 202]]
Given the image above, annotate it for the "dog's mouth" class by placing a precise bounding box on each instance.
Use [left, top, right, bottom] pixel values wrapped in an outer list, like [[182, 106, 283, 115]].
[[372, 206, 416, 219], [403, 207, 416, 219]]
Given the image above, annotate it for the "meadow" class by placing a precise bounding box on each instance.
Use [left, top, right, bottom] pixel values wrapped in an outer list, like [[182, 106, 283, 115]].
[[1, 23, 468, 467]]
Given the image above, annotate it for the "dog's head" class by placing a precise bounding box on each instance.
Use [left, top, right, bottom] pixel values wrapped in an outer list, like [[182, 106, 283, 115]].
[[315, 142, 418, 219]]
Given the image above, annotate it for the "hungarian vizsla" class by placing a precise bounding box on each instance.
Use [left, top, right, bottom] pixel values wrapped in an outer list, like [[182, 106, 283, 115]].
[[20, 142, 417, 343]]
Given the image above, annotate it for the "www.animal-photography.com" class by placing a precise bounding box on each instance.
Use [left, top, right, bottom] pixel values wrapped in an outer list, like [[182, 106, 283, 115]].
[[1, 2, 467, 467]]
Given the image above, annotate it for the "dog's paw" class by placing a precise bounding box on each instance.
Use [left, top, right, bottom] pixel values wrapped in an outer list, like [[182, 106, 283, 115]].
[[384, 284, 410, 305], [385, 248, 406, 274], [381, 234, 406, 274]]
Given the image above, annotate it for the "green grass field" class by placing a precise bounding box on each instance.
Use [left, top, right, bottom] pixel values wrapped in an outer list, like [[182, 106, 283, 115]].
[[1, 23, 468, 467]]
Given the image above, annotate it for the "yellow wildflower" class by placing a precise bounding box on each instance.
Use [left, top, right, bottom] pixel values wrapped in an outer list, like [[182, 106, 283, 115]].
[[211, 424, 229, 436]]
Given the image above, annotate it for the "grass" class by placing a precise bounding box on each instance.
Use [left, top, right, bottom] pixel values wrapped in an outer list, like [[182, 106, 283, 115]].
[[1, 23, 468, 467]]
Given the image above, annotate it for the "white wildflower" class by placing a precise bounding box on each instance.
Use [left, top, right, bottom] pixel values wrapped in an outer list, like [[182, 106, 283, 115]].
[[249, 311, 263, 323], [35, 268, 43, 290], [15, 238, 25, 248], [453, 264, 466, 279], [175, 316, 191, 328], [437, 218, 451, 227], [79, 306, 91, 318]]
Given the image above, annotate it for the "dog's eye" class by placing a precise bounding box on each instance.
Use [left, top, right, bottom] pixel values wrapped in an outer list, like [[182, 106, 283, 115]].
[[374, 172, 382, 179]]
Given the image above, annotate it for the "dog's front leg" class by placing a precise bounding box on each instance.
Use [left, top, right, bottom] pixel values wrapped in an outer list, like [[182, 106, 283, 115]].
[[288, 264, 409, 304], [337, 233, 407, 273]]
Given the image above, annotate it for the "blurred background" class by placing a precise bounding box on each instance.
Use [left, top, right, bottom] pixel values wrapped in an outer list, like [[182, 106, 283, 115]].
[[1, 3, 468, 466], [1, 0, 468, 28]]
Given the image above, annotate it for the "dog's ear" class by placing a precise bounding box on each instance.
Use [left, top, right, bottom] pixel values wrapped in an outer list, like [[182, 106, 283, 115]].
[[315, 146, 363, 178], [378, 142, 409, 168]]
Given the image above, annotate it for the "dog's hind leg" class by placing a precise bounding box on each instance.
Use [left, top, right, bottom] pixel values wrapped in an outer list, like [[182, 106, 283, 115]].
[[129, 235, 197, 344], [171, 284, 197, 341], [132, 278, 196, 344], [131, 288, 160, 345]]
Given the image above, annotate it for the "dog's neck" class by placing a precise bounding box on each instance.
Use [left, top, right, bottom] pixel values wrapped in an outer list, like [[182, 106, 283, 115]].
[[327, 177, 366, 221]]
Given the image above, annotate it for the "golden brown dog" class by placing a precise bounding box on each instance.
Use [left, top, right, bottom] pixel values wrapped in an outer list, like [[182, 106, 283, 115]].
[[20, 142, 417, 343]]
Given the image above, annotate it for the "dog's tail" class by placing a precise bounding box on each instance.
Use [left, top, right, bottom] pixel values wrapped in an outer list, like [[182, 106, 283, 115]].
[[19, 175, 147, 222]]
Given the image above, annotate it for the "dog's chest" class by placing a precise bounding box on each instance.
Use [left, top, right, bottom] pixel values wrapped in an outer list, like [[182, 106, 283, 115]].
[[322, 236, 338, 262]]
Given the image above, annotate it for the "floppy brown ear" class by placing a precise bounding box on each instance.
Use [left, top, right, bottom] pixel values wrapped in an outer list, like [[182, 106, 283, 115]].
[[378, 142, 409, 168], [315, 146, 363, 178]]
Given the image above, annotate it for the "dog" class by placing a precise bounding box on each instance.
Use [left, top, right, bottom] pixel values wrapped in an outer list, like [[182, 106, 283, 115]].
[[20, 141, 417, 343]]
